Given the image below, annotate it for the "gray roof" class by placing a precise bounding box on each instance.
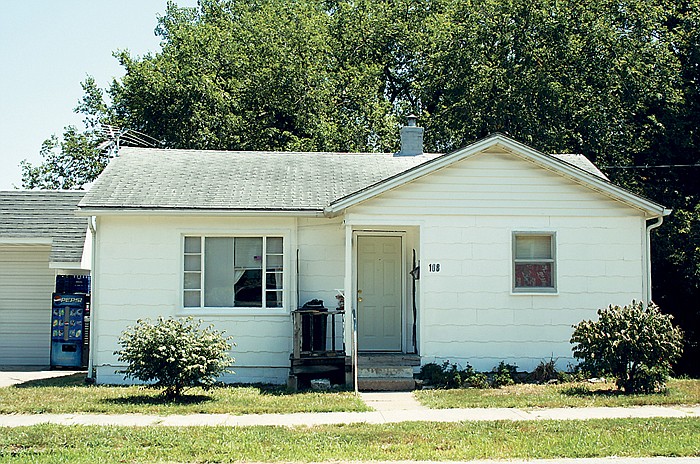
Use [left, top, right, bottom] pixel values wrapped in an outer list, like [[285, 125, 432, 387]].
[[551, 154, 608, 180], [79, 144, 609, 213], [79, 148, 441, 211], [0, 191, 88, 263]]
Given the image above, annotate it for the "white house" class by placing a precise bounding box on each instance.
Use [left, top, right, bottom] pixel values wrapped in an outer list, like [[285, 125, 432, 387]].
[[77, 129, 669, 388], [0, 191, 91, 367]]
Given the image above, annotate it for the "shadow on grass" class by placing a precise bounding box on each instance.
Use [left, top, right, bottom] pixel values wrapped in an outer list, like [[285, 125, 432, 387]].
[[561, 385, 669, 397], [12, 373, 88, 388], [224, 383, 353, 395], [12, 377, 350, 396], [102, 394, 214, 406], [561, 385, 621, 397]]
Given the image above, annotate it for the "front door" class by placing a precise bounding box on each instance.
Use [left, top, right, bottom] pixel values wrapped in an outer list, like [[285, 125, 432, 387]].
[[356, 235, 402, 351]]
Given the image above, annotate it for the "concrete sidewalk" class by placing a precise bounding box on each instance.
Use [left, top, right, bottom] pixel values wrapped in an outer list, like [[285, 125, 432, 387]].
[[0, 391, 697, 427], [296, 460, 700, 464], [281, 460, 700, 464]]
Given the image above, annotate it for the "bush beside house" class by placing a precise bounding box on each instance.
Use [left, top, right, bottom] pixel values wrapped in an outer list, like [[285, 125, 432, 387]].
[[570, 301, 684, 393], [115, 316, 234, 399]]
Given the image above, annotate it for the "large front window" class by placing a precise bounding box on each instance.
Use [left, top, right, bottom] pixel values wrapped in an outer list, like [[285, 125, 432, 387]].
[[183, 236, 283, 308]]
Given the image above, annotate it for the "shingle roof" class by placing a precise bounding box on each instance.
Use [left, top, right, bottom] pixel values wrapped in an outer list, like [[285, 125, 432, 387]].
[[551, 154, 608, 180], [78, 148, 442, 211], [78, 143, 610, 213], [0, 191, 88, 263]]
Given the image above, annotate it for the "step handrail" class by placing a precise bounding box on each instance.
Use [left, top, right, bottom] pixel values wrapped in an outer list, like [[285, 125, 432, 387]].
[[352, 306, 358, 395]]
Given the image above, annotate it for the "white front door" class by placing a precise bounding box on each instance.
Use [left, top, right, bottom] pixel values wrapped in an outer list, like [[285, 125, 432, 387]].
[[356, 235, 402, 351]]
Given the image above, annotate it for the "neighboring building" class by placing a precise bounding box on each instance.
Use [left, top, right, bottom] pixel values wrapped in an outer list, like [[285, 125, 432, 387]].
[[78, 130, 669, 386], [0, 191, 91, 367]]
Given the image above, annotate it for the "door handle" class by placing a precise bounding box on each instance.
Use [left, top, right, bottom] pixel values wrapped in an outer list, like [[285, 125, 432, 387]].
[[358, 297, 363, 302]]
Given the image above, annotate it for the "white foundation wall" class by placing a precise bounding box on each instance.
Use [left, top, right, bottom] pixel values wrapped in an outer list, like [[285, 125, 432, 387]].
[[92, 215, 296, 385], [348, 150, 648, 371]]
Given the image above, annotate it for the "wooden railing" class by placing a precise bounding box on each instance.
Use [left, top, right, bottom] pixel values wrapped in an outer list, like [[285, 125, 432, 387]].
[[292, 308, 345, 359]]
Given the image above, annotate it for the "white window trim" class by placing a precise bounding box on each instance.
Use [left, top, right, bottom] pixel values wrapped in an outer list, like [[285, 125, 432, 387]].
[[181, 234, 287, 312], [512, 231, 557, 294]]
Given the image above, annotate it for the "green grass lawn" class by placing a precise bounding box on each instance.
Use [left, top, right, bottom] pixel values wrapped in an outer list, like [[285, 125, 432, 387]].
[[415, 378, 700, 409], [1, 418, 698, 463], [0, 374, 369, 415]]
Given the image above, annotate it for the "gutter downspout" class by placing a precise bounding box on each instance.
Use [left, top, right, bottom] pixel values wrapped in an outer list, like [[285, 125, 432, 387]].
[[645, 216, 664, 303], [87, 216, 97, 380]]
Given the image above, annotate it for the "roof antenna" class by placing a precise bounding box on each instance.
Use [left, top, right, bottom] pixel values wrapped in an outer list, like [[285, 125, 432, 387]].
[[97, 124, 164, 157]]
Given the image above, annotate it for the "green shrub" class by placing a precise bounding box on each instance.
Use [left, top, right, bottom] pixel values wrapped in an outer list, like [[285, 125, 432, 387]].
[[529, 358, 559, 384], [418, 361, 488, 389], [115, 316, 234, 399], [556, 363, 588, 383], [570, 300, 683, 394], [491, 361, 518, 387]]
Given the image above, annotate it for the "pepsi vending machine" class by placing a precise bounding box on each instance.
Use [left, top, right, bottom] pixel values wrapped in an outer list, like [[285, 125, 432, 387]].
[[50, 293, 88, 368]]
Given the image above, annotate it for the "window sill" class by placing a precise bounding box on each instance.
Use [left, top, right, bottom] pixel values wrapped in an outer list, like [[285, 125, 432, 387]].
[[511, 290, 559, 296], [177, 307, 289, 317]]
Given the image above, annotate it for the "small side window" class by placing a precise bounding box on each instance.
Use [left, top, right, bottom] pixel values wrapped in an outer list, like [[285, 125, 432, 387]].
[[513, 233, 556, 292]]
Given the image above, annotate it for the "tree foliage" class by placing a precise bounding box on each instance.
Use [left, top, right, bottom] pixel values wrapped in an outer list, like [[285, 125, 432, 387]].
[[571, 301, 684, 393], [115, 316, 234, 399], [22, 0, 700, 374], [20, 77, 111, 190]]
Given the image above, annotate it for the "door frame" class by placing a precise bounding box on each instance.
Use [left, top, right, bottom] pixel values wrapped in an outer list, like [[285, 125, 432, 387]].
[[353, 231, 407, 353]]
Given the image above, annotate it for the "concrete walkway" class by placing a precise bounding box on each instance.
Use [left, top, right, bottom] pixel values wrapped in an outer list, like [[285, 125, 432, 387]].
[[0, 369, 82, 388], [0, 391, 698, 427]]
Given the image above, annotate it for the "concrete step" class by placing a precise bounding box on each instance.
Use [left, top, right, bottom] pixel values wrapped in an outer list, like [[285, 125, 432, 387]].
[[357, 365, 414, 379], [357, 353, 421, 366], [357, 377, 416, 391]]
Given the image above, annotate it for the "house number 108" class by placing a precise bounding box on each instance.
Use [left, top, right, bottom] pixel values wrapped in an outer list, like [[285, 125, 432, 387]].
[[428, 263, 441, 272]]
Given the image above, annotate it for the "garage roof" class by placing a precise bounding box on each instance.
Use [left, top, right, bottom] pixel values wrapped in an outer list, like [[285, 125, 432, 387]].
[[0, 191, 88, 264]]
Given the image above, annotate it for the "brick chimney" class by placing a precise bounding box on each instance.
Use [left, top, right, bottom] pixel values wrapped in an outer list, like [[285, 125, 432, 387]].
[[396, 114, 424, 156]]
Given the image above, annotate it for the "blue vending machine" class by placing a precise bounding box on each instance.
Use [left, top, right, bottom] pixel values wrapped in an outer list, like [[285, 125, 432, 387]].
[[50, 293, 87, 368]]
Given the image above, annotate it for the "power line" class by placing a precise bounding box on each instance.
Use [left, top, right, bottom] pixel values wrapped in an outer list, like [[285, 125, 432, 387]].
[[603, 164, 700, 169]]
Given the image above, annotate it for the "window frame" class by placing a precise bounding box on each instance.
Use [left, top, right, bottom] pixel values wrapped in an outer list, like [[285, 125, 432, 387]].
[[512, 231, 557, 294], [182, 234, 285, 311]]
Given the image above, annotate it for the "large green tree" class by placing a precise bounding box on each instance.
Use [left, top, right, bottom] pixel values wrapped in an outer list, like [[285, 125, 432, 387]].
[[110, 0, 398, 152], [21, 0, 700, 374]]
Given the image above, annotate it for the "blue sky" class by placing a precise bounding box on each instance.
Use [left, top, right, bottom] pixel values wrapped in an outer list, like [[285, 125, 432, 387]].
[[0, 1, 198, 189]]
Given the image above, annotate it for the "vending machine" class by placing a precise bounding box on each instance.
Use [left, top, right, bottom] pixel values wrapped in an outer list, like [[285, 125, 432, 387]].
[[50, 293, 88, 368]]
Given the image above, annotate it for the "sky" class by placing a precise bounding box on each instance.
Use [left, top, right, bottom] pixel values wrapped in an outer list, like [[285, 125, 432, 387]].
[[0, 1, 198, 190]]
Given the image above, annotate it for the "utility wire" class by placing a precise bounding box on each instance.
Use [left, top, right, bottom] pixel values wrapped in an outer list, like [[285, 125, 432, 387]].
[[603, 164, 700, 169]]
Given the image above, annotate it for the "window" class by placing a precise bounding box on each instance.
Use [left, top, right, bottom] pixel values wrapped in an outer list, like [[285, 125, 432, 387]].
[[513, 233, 556, 292], [183, 236, 284, 308]]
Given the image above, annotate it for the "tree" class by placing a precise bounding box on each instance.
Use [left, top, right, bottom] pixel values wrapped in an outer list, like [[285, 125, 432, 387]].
[[109, 0, 398, 153], [21, 77, 111, 190]]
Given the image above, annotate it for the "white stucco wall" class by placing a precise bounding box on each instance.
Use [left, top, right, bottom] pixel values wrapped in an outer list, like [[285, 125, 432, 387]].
[[348, 150, 648, 371], [92, 215, 297, 384], [297, 217, 345, 308]]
